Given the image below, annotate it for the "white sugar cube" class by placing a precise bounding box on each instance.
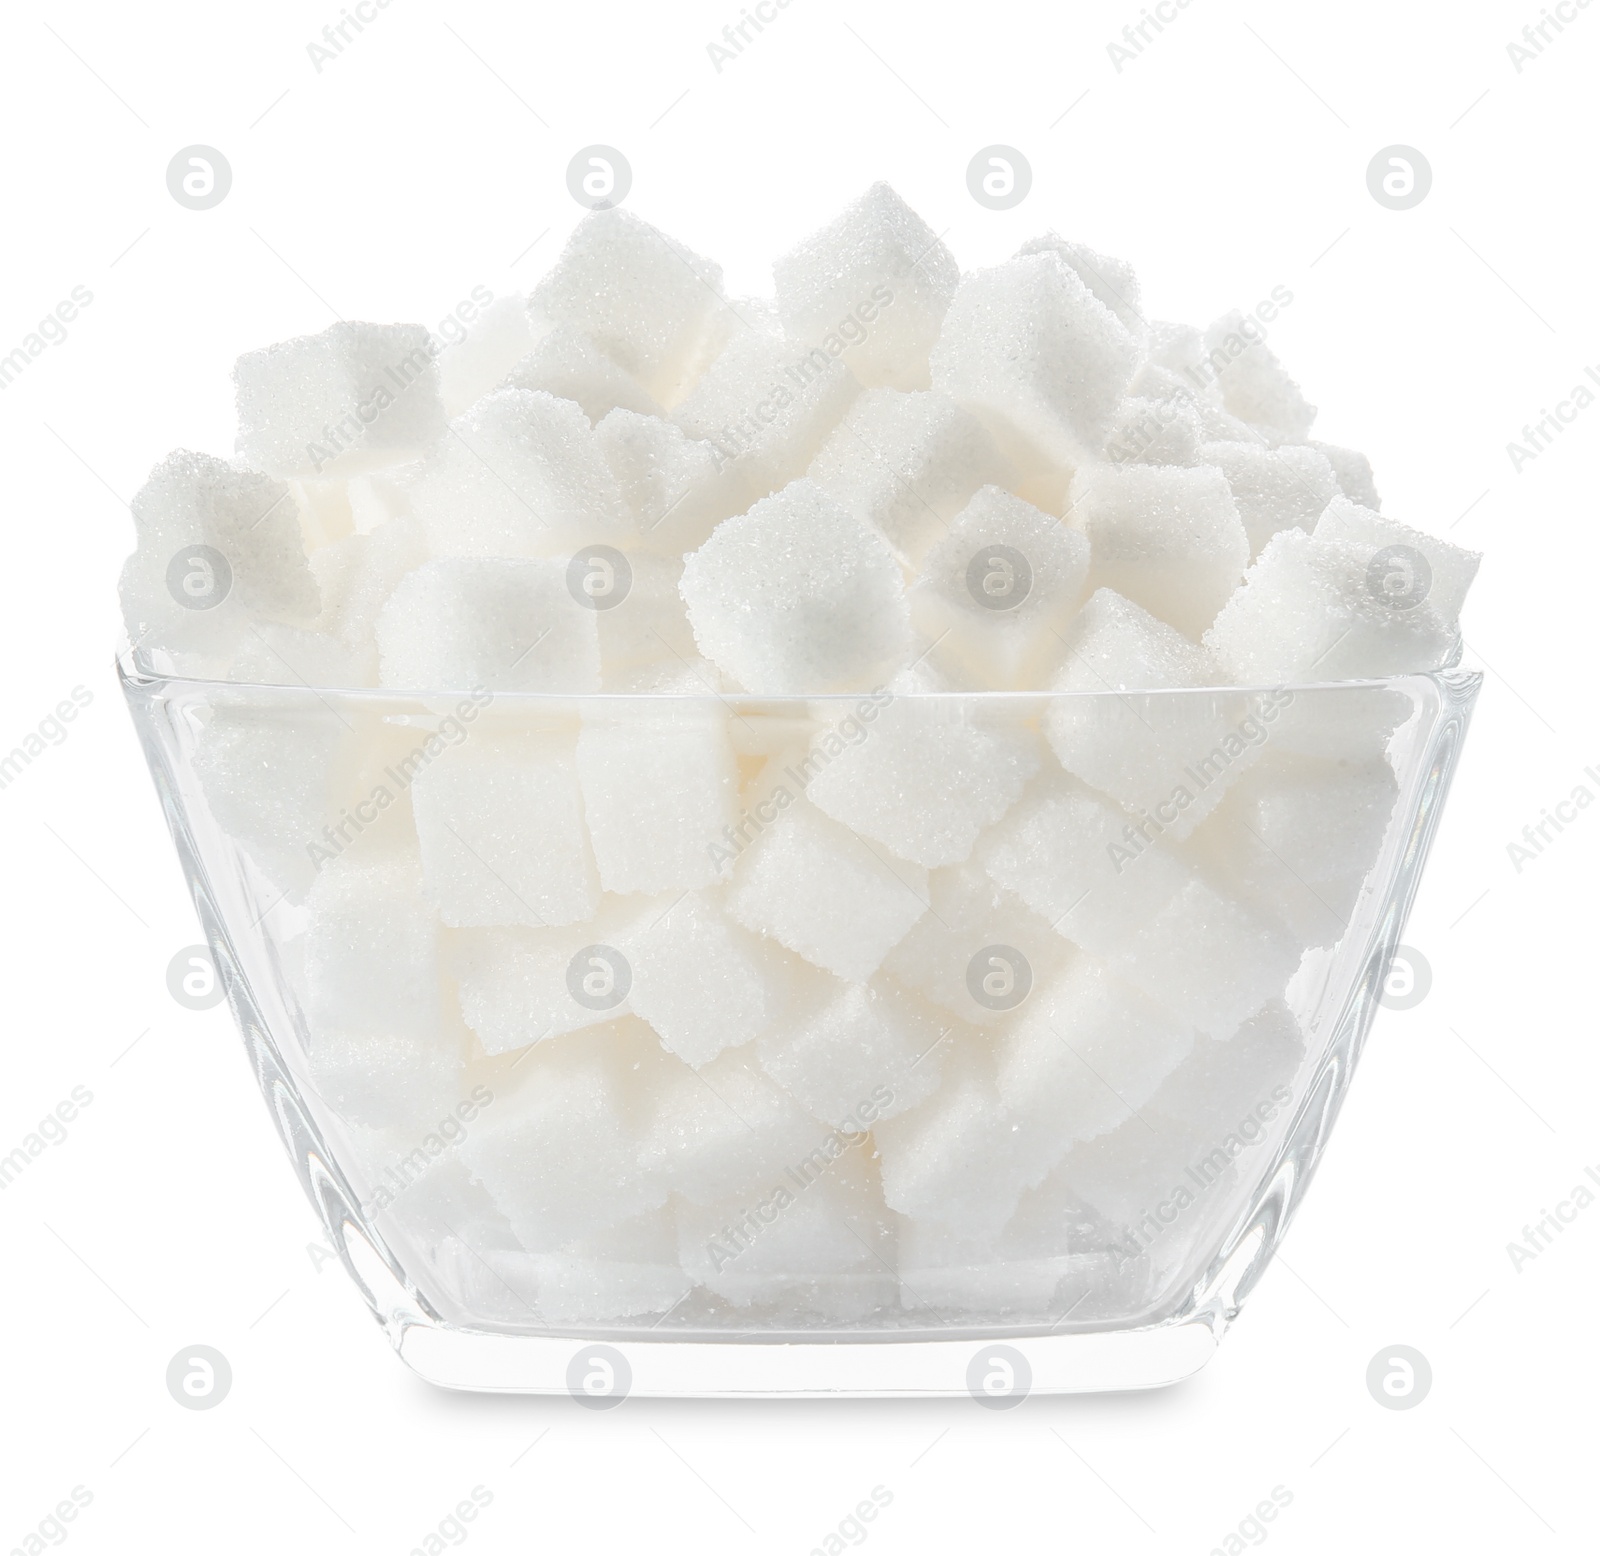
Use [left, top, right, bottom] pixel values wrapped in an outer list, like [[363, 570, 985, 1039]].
[[725, 798, 928, 981], [531, 1207, 693, 1323], [627, 891, 793, 1067], [438, 293, 536, 417], [312, 513, 430, 682], [226, 623, 365, 689], [1104, 393, 1204, 466], [463, 1023, 668, 1246], [640, 1048, 830, 1205], [807, 387, 1011, 563], [528, 208, 726, 402], [303, 844, 443, 1041], [674, 324, 861, 496], [235, 321, 446, 477], [588, 551, 698, 685], [1016, 232, 1144, 335], [977, 770, 1191, 954], [595, 408, 753, 557], [1069, 463, 1249, 638], [1115, 875, 1300, 1036], [449, 896, 651, 1055], [1044, 589, 1264, 835], [1051, 1112, 1211, 1236], [1204, 529, 1457, 682], [1151, 1002, 1306, 1122], [1309, 441, 1381, 509], [504, 325, 663, 424], [1192, 751, 1398, 946], [1312, 496, 1480, 623], [773, 183, 960, 392], [375, 557, 599, 693], [756, 976, 945, 1129], [678, 479, 911, 694], [411, 730, 599, 929], [993, 955, 1195, 1148], [875, 1048, 1058, 1235], [678, 1144, 895, 1312], [1201, 440, 1342, 559], [910, 485, 1092, 689], [306, 1022, 464, 1133], [576, 706, 737, 893], [803, 692, 1040, 867], [403, 387, 630, 560], [120, 451, 320, 672], [1200, 311, 1316, 442], [931, 251, 1139, 474], [882, 860, 1070, 1026]]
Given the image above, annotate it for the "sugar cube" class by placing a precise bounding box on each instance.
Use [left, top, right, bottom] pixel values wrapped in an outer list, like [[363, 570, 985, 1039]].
[[375, 557, 600, 693], [725, 797, 928, 981], [678, 479, 911, 694], [411, 729, 600, 929], [931, 251, 1139, 474], [528, 208, 726, 402], [1201, 440, 1342, 559], [503, 325, 663, 424], [576, 705, 738, 893], [1069, 463, 1250, 638], [403, 387, 630, 560], [773, 182, 960, 392], [306, 1022, 464, 1133], [807, 387, 1012, 563], [910, 485, 1092, 689], [438, 293, 536, 418], [1309, 441, 1381, 509], [1205, 529, 1457, 682], [235, 321, 446, 477], [1312, 496, 1480, 623], [1104, 393, 1205, 466], [1015, 232, 1144, 335], [531, 1207, 693, 1323], [1200, 311, 1316, 443]]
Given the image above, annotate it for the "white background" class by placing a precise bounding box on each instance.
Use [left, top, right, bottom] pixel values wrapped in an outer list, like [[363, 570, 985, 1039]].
[[2, 0, 1597, 1550]]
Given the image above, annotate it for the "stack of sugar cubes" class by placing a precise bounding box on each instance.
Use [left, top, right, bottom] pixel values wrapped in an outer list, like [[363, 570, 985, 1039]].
[[121, 185, 1478, 1327]]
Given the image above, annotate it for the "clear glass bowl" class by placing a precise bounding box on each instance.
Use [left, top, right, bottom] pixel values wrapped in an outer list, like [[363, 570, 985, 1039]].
[[119, 653, 1478, 1396]]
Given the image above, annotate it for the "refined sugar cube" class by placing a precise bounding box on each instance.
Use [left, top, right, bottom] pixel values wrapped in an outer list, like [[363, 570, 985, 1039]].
[[1016, 233, 1144, 335], [504, 325, 663, 424], [674, 323, 861, 496], [875, 1048, 1058, 1235], [595, 408, 753, 557], [678, 1144, 895, 1313], [626, 891, 793, 1067], [1044, 589, 1264, 834], [376, 557, 600, 693], [303, 844, 443, 1041], [993, 954, 1195, 1148], [678, 479, 911, 694], [576, 706, 738, 893], [807, 387, 1012, 563], [120, 451, 320, 670], [1309, 441, 1381, 510], [235, 321, 446, 477], [531, 1206, 693, 1324], [588, 551, 699, 685], [1201, 440, 1342, 559], [882, 860, 1069, 1026], [1312, 496, 1480, 622], [910, 485, 1092, 689], [449, 896, 651, 1055], [312, 513, 429, 683], [773, 182, 960, 392], [463, 1022, 669, 1246], [438, 293, 536, 417], [528, 208, 726, 402], [756, 976, 946, 1129], [640, 1048, 830, 1205], [977, 769, 1192, 954], [1201, 310, 1316, 443], [804, 692, 1040, 867], [306, 1023, 464, 1133], [931, 251, 1139, 474], [725, 798, 928, 982], [226, 623, 365, 690], [1069, 463, 1250, 638], [1205, 529, 1457, 682], [411, 730, 600, 929], [1104, 393, 1205, 467], [403, 387, 630, 560]]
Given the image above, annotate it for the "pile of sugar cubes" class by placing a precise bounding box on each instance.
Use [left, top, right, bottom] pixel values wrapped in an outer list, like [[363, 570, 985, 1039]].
[[121, 185, 1479, 1327]]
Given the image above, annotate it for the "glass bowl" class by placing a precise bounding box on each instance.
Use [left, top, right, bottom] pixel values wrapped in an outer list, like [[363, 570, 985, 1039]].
[[119, 653, 1478, 1396]]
